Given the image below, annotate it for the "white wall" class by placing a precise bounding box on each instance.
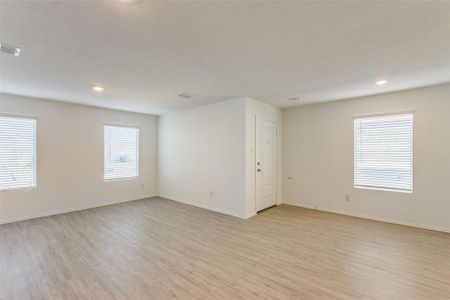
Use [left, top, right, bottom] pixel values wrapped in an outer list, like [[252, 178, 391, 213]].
[[158, 96, 282, 219], [245, 97, 282, 218], [0, 93, 158, 224], [158, 98, 247, 218], [5, 83, 446, 231], [1, 93, 281, 222], [282, 83, 450, 232]]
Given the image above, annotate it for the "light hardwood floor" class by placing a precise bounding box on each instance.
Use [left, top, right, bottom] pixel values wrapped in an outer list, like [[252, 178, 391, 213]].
[[1, 197, 449, 300]]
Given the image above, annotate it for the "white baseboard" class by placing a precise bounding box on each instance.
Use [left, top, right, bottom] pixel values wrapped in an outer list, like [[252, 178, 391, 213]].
[[0, 194, 157, 225], [159, 195, 246, 219], [6, 195, 445, 233], [245, 212, 257, 219], [284, 202, 450, 233]]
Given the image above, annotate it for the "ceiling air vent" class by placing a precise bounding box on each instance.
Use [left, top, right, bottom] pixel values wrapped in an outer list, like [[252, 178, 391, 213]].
[[178, 93, 192, 99], [0, 42, 21, 56]]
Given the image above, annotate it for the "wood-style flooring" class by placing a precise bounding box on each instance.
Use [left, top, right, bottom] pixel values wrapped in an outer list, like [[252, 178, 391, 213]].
[[1, 197, 449, 299]]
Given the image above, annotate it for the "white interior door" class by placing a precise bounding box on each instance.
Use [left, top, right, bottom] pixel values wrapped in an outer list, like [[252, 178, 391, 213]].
[[255, 118, 277, 212]]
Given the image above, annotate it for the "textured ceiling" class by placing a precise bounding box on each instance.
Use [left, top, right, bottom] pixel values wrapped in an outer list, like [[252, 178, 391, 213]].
[[1, 1, 449, 115]]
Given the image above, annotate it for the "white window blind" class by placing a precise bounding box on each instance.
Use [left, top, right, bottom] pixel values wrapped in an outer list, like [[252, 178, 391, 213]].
[[354, 113, 413, 192], [104, 125, 139, 180], [0, 115, 37, 191]]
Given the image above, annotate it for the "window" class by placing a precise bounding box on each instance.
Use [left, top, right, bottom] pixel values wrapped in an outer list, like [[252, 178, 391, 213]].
[[104, 125, 139, 180], [0, 115, 37, 191], [354, 113, 413, 192]]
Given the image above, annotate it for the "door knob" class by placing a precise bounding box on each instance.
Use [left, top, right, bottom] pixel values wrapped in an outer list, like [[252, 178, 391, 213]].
[[257, 168, 261, 172]]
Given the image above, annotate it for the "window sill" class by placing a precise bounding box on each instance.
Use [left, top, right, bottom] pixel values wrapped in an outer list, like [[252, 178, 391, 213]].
[[354, 185, 412, 193], [104, 176, 139, 182], [0, 186, 36, 192]]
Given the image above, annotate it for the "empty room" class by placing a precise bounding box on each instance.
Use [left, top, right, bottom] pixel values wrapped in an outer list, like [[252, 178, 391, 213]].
[[1, 1, 449, 299]]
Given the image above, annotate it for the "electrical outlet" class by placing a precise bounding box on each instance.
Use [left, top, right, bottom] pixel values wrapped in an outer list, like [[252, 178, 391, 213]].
[[345, 194, 350, 201], [210, 191, 214, 198], [141, 184, 144, 189]]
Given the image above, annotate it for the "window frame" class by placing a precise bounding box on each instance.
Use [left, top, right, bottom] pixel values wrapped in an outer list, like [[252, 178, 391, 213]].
[[0, 113, 38, 192], [103, 123, 140, 182], [353, 111, 414, 193]]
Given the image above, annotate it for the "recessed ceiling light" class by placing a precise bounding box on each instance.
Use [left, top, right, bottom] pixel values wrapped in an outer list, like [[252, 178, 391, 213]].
[[92, 86, 105, 92], [375, 80, 387, 86], [178, 92, 191, 99], [0, 42, 21, 56]]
